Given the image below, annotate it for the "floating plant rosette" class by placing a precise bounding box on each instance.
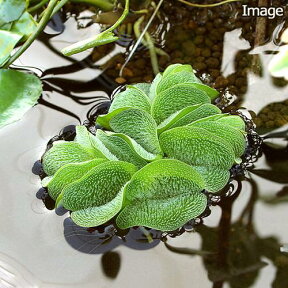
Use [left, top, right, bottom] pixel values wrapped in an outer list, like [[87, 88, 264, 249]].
[[40, 64, 247, 231]]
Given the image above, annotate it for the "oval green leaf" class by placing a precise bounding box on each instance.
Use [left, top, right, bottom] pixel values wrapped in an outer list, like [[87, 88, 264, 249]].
[[0, 69, 42, 128], [43, 158, 107, 200], [42, 141, 98, 176], [116, 159, 207, 231], [62, 161, 137, 211], [159, 126, 235, 169]]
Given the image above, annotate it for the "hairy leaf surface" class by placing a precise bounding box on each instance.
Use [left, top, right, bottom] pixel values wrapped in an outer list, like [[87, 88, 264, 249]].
[[160, 126, 235, 169], [43, 159, 107, 200], [62, 161, 137, 211], [109, 85, 151, 113], [152, 83, 211, 124], [42, 141, 98, 176], [116, 159, 207, 230], [96, 130, 147, 168], [71, 187, 125, 227]]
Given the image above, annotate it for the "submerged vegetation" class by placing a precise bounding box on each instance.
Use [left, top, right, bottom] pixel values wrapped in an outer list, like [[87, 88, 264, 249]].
[[41, 64, 247, 230]]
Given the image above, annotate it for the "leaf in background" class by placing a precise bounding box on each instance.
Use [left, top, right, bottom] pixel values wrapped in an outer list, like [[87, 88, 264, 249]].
[[0, 30, 22, 66], [0, 69, 42, 128], [151, 83, 211, 124], [269, 45, 288, 80], [42, 141, 99, 176], [96, 130, 147, 169], [0, 0, 26, 26], [11, 11, 37, 41], [160, 126, 235, 169], [109, 85, 151, 113], [116, 159, 207, 231], [42, 159, 107, 200], [62, 31, 118, 56], [62, 161, 137, 211]]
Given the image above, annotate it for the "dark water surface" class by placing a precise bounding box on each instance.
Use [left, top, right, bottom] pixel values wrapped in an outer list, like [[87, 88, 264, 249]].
[[0, 3, 288, 288]]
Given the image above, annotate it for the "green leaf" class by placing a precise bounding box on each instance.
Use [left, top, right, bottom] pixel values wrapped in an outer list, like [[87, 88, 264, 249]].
[[148, 73, 162, 100], [96, 130, 147, 168], [11, 11, 37, 41], [74, 125, 111, 158], [97, 108, 162, 156], [269, 45, 288, 79], [132, 83, 151, 96], [0, 69, 42, 128], [116, 159, 207, 231], [189, 121, 246, 160], [151, 83, 211, 124], [217, 115, 246, 131], [102, 131, 161, 161], [0, 22, 12, 30], [159, 126, 235, 170], [156, 70, 201, 94], [189, 114, 246, 131], [96, 107, 129, 130], [186, 83, 219, 100], [0, 30, 22, 66], [162, 64, 193, 77], [109, 85, 151, 113], [42, 159, 107, 200], [71, 186, 125, 227], [62, 31, 118, 56], [160, 64, 218, 99], [192, 166, 230, 193], [62, 161, 137, 211], [42, 141, 99, 176], [158, 103, 221, 134], [0, 0, 26, 26]]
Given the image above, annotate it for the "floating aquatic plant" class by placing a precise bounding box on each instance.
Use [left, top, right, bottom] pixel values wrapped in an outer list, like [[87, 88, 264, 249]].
[[41, 64, 247, 231]]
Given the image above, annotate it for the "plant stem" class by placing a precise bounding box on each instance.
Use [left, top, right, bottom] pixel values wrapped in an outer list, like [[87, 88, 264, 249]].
[[3, 0, 59, 68], [178, 0, 242, 8], [28, 0, 49, 13], [70, 0, 115, 11], [120, 0, 164, 76], [61, 0, 129, 56], [145, 32, 159, 75], [51, 0, 69, 17], [104, 0, 129, 33]]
